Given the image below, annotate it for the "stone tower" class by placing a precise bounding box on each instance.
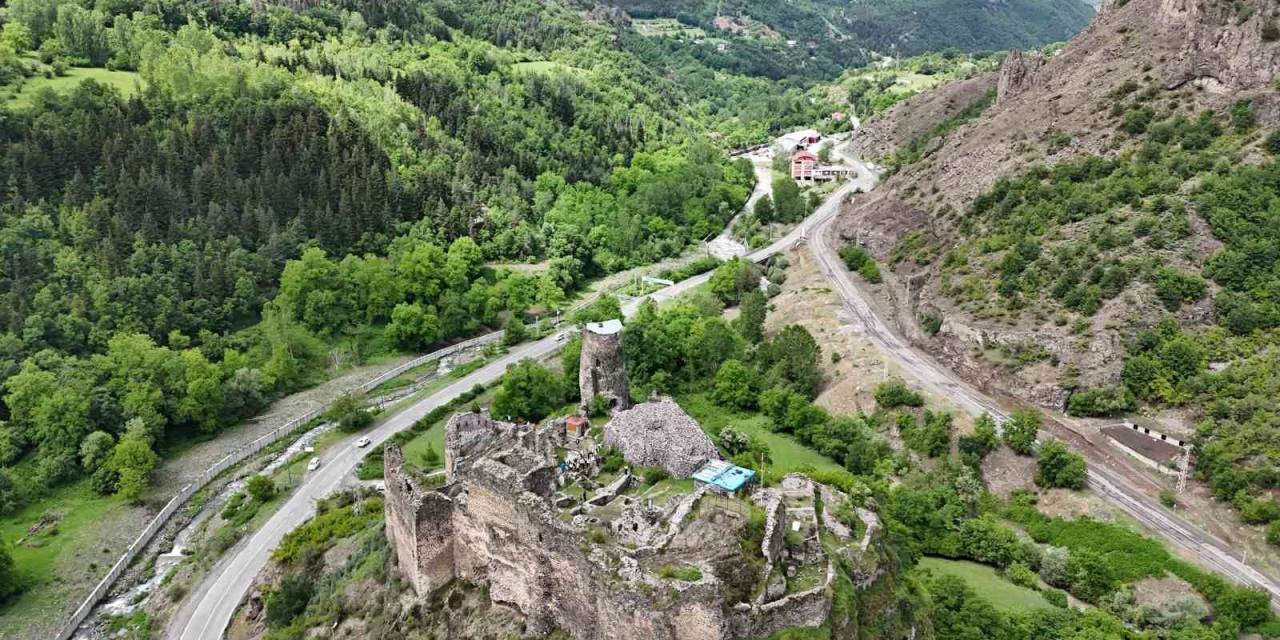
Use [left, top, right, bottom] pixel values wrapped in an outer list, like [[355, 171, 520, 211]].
[[579, 319, 630, 412]]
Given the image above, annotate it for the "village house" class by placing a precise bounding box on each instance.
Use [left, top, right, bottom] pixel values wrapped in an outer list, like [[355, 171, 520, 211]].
[[790, 150, 856, 183]]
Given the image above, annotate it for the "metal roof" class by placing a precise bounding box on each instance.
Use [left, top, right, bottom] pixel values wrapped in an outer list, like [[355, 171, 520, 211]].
[[585, 319, 623, 335], [692, 460, 756, 492]]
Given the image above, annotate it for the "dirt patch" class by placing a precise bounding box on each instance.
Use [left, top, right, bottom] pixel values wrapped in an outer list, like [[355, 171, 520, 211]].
[[1036, 488, 1118, 523], [766, 246, 890, 417], [1132, 575, 1208, 612], [980, 446, 1037, 499]]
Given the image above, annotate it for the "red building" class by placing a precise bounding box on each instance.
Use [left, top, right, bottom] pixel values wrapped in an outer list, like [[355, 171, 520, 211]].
[[791, 150, 817, 181], [791, 150, 855, 183], [565, 415, 589, 439]]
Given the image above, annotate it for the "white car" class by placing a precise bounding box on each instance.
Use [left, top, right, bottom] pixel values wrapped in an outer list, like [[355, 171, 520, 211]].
[[356, 436, 371, 448], [307, 457, 321, 471]]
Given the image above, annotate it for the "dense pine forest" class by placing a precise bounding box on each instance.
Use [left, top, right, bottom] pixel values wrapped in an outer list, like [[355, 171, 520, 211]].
[[0, 0, 786, 517]]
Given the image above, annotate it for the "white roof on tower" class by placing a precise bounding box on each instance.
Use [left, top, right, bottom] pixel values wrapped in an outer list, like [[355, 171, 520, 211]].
[[585, 319, 623, 335]]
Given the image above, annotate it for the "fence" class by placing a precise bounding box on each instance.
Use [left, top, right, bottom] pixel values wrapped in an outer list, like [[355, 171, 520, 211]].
[[55, 330, 504, 640]]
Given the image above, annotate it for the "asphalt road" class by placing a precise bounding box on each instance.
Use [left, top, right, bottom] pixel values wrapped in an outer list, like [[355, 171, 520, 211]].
[[168, 141, 854, 640], [810, 146, 1280, 606]]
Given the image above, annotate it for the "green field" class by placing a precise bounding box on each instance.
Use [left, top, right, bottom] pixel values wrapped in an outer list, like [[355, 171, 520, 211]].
[[512, 60, 579, 75], [633, 18, 706, 39], [676, 393, 845, 482], [0, 478, 131, 632], [3, 67, 143, 108], [918, 557, 1051, 613]]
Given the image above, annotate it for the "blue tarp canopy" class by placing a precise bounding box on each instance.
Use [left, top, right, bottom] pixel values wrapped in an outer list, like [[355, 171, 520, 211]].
[[692, 460, 755, 492]]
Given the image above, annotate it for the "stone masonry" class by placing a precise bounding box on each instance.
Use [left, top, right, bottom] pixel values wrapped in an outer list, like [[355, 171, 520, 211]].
[[603, 398, 721, 477], [383, 410, 857, 639], [579, 319, 631, 411]]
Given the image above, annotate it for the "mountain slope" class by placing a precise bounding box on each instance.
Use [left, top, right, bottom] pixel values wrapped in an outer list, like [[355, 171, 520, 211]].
[[599, 0, 1096, 79], [838, 0, 1280, 513]]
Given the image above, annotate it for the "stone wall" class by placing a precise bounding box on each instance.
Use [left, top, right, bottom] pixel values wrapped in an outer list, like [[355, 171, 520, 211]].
[[580, 321, 631, 411], [386, 410, 844, 640], [383, 445, 456, 596]]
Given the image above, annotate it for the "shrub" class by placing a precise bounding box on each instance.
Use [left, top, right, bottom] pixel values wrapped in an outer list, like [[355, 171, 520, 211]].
[[1005, 562, 1038, 589], [246, 475, 276, 503], [858, 260, 882, 284], [1264, 21, 1280, 42], [1035, 440, 1087, 489], [265, 574, 314, 629], [1002, 410, 1041, 455], [328, 394, 374, 432], [958, 515, 1021, 568], [1265, 129, 1280, 154], [1232, 100, 1256, 133], [919, 312, 943, 336], [1267, 521, 1280, 547], [1159, 489, 1176, 509], [1064, 384, 1136, 419], [1043, 588, 1069, 608], [874, 380, 924, 409]]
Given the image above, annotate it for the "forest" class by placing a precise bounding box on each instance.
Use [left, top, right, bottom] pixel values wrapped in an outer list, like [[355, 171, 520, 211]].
[[0, 0, 770, 522], [600, 0, 1093, 81]]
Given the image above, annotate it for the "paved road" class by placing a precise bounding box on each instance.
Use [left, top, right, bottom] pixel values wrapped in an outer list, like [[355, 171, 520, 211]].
[[809, 146, 1280, 606], [168, 146, 854, 639]]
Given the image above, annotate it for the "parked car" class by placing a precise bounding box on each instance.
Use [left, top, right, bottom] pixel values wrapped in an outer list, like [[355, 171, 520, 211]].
[[356, 436, 371, 448], [307, 457, 321, 471]]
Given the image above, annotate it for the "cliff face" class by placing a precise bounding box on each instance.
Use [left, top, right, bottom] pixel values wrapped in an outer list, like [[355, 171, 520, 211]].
[[384, 412, 908, 639], [835, 0, 1280, 411]]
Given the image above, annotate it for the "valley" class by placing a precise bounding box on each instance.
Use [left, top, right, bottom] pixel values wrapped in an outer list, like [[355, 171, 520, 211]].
[[5, 0, 1280, 639]]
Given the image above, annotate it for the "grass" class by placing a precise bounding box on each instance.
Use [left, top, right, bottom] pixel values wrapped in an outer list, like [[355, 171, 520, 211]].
[[511, 60, 578, 75], [918, 557, 1051, 613], [632, 18, 705, 39], [3, 67, 142, 108], [656, 564, 703, 582], [0, 479, 130, 626], [675, 393, 845, 481]]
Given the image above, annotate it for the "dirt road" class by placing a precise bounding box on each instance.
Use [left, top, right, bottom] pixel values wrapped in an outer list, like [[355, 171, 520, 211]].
[[810, 147, 1280, 606]]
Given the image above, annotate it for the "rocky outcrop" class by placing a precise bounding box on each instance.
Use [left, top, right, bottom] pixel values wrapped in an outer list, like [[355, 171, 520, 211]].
[[996, 49, 1045, 104], [603, 398, 721, 477], [384, 408, 891, 640]]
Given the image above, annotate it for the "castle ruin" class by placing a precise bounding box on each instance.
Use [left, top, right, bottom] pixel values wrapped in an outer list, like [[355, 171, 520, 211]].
[[384, 410, 886, 639], [579, 319, 630, 412]]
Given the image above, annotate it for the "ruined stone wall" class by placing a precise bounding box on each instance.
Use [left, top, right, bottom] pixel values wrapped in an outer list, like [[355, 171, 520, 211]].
[[387, 409, 846, 640], [451, 470, 733, 639], [580, 324, 631, 411], [729, 565, 834, 639], [445, 411, 505, 478], [384, 446, 456, 596]]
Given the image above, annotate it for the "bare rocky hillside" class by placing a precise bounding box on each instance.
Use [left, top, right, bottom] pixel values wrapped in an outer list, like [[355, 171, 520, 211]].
[[836, 0, 1280, 414]]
